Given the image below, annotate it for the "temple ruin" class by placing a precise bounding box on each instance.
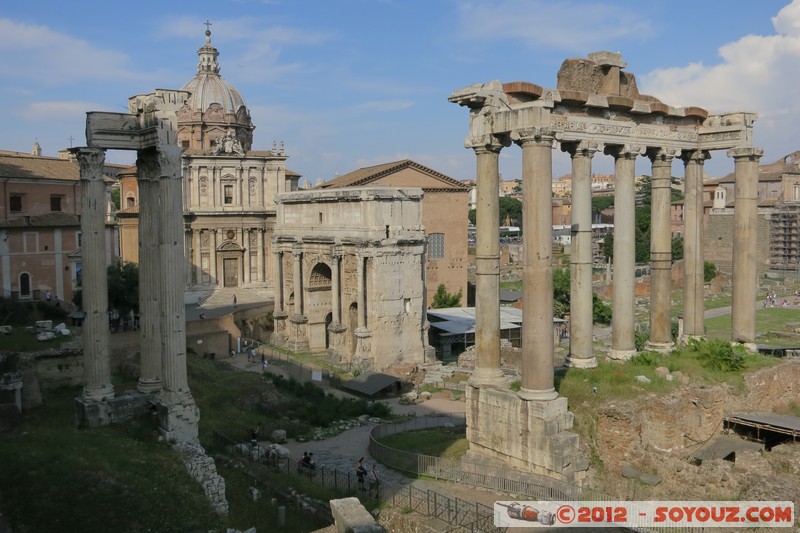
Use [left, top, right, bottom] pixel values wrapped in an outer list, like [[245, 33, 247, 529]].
[[450, 51, 762, 482]]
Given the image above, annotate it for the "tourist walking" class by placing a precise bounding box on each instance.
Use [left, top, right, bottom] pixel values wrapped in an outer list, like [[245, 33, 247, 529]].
[[356, 457, 367, 491], [368, 463, 380, 496]]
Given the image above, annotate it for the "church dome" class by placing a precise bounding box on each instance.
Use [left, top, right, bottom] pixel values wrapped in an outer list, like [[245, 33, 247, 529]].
[[177, 26, 255, 153], [180, 29, 247, 115]]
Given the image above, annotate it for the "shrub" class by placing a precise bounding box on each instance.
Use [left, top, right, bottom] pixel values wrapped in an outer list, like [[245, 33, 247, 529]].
[[687, 337, 745, 372]]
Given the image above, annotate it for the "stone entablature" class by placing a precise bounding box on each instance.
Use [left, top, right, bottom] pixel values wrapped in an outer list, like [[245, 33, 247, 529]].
[[271, 187, 432, 369]]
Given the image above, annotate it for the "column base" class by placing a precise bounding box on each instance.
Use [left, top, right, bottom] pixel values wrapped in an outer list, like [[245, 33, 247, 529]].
[[465, 386, 588, 486], [74, 389, 153, 428], [137, 378, 163, 394], [157, 391, 199, 445], [564, 355, 598, 369], [644, 340, 675, 354], [325, 323, 347, 363], [608, 348, 637, 361], [286, 314, 309, 353], [468, 367, 506, 387], [82, 383, 115, 403], [517, 387, 559, 401]]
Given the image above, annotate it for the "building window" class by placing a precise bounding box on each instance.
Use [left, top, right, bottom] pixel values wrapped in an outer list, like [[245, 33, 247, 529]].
[[50, 195, 62, 212], [10, 195, 22, 212], [126, 195, 135, 208], [427, 233, 445, 259], [224, 184, 234, 204], [19, 272, 31, 298]]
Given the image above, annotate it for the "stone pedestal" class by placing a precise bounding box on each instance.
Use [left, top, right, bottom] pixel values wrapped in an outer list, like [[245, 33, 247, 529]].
[[74, 390, 154, 428], [465, 385, 588, 485], [157, 392, 200, 444], [325, 322, 347, 362], [352, 327, 374, 370], [285, 314, 309, 352], [270, 309, 288, 346]]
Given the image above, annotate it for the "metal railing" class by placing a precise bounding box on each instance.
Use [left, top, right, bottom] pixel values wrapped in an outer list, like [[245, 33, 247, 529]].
[[390, 485, 505, 533]]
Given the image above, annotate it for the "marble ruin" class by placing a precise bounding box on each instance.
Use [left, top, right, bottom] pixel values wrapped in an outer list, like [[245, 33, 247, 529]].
[[77, 89, 199, 443], [271, 187, 435, 369], [450, 51, 762, 482]]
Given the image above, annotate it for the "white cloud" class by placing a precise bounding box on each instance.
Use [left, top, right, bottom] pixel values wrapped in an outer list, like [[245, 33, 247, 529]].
[[639, 0, 800, 165], [456, 0, 652, 52], [0, 18, 142, 85]]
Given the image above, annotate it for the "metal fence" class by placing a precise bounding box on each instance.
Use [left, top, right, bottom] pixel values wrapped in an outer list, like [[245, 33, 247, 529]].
[[239, 338, 342, 389], [390, 485, 505, 533]]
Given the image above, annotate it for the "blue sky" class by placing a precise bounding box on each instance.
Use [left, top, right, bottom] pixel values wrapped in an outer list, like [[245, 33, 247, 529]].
[[1, 0, 797, 183]]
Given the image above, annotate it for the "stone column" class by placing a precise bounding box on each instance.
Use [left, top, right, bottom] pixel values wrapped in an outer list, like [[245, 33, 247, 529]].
[[210, 229, 218, 287], [353, 252, 373, 367], [75, 148, 115, 402], [468, 136, 506, 387], [136, 151, 163, 394], [681, 150, 709, 340], [192, 229, 201, 285], [244, 230, 251, 285], [730, 147, 764, 344], [156, 145, 198, 443], [257, 229, 265, 283], [327, 249, 346, 362], [646, 148, 677, 353], [607, 145, 640, 360], [287, 245, 309, 352], [562, 141, 599, 369], [512, 128, 558, 400], [356, 254, 366, 329], [270, 250, 287, 346]]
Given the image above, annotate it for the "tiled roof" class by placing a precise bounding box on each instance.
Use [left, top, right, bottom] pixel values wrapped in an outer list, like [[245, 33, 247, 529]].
[[316, 159, 469, 191], [0, 152, 80, 181]]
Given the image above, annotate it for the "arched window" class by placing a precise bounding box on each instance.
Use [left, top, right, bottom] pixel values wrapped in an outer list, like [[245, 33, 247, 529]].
[[309, 263, 332, 288]]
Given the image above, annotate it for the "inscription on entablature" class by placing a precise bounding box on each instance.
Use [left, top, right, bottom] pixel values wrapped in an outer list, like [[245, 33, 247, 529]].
[[552, 118, 700, 143], [699, 131, 743, 142]]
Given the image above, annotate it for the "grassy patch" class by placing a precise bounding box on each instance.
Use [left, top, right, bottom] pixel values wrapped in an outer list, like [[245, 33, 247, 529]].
[[0, 328, 74, 352], [376, 428, 468, 459], [0, 386, 222, 533], [705, 307, 800, 346], [500, 280, 523, 291]]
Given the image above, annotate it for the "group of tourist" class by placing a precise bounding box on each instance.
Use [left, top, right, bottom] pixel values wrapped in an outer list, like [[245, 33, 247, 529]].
[[355, 457, 380, 495]]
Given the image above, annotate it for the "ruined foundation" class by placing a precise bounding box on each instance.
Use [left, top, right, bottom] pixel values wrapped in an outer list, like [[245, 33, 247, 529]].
[[465, 385, 589, 485]]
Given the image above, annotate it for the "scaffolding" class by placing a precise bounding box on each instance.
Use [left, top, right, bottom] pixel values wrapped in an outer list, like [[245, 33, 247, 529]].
[[769, 203, 800, 273]]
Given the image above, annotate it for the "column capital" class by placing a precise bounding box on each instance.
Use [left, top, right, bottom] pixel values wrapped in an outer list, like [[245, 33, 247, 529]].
[[727, 147, 764, 160], [73, 147, 106, 179], [647, 147, 680, 166], [561, 140, 602, 158], [511, 127, 558, 147], [465, 134, 508, 153], [156, 145, 183, 179], [604, 144, 645, 159], [680, 149, 711, 165]]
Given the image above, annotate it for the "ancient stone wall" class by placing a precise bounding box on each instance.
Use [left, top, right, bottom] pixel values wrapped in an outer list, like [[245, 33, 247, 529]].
[[704, 212, 771, 274]]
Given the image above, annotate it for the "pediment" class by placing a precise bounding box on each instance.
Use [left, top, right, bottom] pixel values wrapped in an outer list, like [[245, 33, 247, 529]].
[[218, 241, 243, 252]]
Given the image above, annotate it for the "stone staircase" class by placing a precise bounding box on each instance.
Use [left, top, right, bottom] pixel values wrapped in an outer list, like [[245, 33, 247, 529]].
[[197, 287, 273, 309]]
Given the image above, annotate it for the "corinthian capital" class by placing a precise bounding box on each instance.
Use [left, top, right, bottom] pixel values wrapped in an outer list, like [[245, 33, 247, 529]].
[[156, 145, 184, 179], [604, 144, 645, 160], [73, 147, 106, 180], [510, 127, 558, 147], [465, 134, 509, 153], [727, 147, 764, 161], [561, 140, 602, 158]]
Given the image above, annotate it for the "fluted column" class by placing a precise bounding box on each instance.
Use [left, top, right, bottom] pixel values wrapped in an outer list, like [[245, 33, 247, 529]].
[[257, 229, 265, 283], [270, 249, 288, 346], [356, 254, 366, 329], [562, 141, 599, 369], [730, 147, 764, 343], [331, 251, 342, 327], [191, 229, 201, 285], [468, 136, 506, 387], [157, 145, 192, 402], [244, 230, 251, 285], [136, 151, 163, 394], [607, 145, 640, 360], [209, 229, 218, 287], [292, 248, 303, 317], [646, 148, 677, 353], [681, 150, 709, 339], [514, 128, 558, 401], [75, 147, 114, 402]]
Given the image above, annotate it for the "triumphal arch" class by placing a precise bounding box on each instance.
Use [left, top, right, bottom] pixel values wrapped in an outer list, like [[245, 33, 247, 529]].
[[450, 52, 761, 482]]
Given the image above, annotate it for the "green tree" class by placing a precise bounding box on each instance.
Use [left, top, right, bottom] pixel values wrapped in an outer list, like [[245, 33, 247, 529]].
[[704, 261, 718, 283], [552, 268, 571, 318], [592, 294, 612, 324], [72, 261, 139, 316], [468, 209, 476, 225], [499, 197, 522, 226], [672, 236, 684, 261], [110, 187, 120, 211], [430, 283, 462, 309], [591, 195, 614, 222]]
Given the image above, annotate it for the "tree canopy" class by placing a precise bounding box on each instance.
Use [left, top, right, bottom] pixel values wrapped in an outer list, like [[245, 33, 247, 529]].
[[430, 283, 462, 309]]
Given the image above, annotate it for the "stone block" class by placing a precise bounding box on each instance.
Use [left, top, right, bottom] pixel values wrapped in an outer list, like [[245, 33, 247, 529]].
[[527, 396, 569, 419], [271, 429, 287, 443], [330, 497, 386, 533]]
